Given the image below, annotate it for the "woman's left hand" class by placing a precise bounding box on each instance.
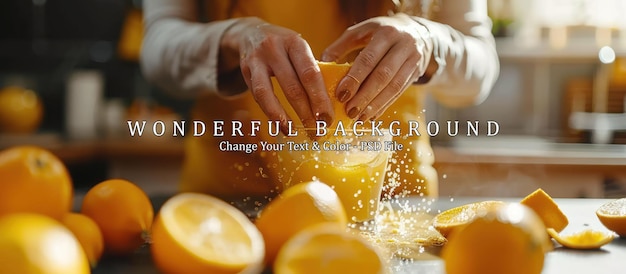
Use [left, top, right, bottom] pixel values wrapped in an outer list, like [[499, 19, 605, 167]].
[[321, 13, 434, 120]]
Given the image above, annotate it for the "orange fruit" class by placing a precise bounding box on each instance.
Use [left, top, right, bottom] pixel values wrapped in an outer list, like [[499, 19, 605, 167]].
[[255, 181, 348, 264], [0, 213, 90, 274], [270, 61, 352, 130], [62, 213, 105, 267], [0, 146, 73, 220], [547, 228, 614, 250], [596, 198, 626, 237], [317, 61, 352, 128], [432, 200, 504, 237], [151, 192, 264, 274], [441, 202, 551, 274], [81, 179, 154, 255], [0, 86, 44, 134], [274, 223, 386, 274], [521, 188, 569, 232]]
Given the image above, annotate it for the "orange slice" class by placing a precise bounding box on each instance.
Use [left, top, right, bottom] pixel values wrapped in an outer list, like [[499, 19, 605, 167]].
[[151, 193, 265, 274], [520, 188, 569, 232], [432, 200, 504, 237], [596, 198, 626, 237], [547, 228, 615, 250]]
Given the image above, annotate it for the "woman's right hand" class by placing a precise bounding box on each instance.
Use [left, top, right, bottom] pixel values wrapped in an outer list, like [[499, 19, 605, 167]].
[[230, 17, 334, 134]]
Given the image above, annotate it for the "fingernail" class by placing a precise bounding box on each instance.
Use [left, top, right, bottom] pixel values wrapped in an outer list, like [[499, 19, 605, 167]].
[[347, 107, 360, 119], [337, 90, 350, 102], [305, 129, 318, 140], [280, 121, 290, 136], [318, 112, 333, 126]]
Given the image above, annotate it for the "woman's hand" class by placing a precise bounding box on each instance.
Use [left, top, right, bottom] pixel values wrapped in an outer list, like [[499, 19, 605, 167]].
[[234, 17, 334, 134], [321, 13, 435, 120]]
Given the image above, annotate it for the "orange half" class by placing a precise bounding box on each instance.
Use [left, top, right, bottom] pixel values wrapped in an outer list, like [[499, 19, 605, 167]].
[[432, 201, 505, 237], [596, 198, 626, 237]]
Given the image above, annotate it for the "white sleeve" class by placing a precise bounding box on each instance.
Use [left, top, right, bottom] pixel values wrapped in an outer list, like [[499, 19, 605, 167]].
[[415, 0, 500, 108], [140, 0, 239, 97]]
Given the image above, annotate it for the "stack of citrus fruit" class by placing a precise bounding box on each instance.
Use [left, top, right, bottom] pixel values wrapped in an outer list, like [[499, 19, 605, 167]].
[[0, 145, 89, 273], [0, 145, 157, 273]]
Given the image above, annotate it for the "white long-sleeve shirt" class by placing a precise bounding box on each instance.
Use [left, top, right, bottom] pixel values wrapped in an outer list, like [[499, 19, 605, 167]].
[[140, 0, 500, 108]]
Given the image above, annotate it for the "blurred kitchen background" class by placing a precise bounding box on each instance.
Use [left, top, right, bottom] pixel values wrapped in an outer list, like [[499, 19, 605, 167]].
[[1, 0, 626, 199]]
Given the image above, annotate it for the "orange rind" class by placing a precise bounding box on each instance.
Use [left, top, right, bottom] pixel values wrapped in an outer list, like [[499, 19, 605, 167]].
[[547, 228, 615, 250], [520, 188, 569, 232]]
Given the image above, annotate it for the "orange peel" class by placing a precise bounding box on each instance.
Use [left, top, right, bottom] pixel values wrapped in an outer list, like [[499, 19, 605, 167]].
[[520, 188, 569, 232], [547, 228, 615, 250]]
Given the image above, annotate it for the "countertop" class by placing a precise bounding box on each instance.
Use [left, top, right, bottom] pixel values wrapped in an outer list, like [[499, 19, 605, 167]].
[[90, 196, 626, 274], [433, 136, 626, 166]]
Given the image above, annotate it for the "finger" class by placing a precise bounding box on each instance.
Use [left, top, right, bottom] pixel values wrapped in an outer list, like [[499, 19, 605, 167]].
[[334, 27, 396, 110], [371, 74, 414, 121], [287, 42, 334, 125], [346, 41, 412, 119], [360, 55, 420, 121], [246, 60, 293, 135], [321, 21, 374, 62], [270, 55, 318, 130], [240, 56, 253, 89]]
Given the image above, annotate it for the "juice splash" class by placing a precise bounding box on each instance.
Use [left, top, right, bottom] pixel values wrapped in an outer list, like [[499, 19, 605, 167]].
[[270, 131, 392, 223], [362, 199, 446, 256]]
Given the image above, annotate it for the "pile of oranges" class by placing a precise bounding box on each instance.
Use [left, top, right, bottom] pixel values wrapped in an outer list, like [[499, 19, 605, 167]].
[[0, 145, 154, 274], [0, 145, 386, 274], [4, 144, 626, 274]]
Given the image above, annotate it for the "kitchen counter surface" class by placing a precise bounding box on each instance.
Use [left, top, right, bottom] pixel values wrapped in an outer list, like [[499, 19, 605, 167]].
[[90, 196, 626, 274], [433, 136, 626, 166]]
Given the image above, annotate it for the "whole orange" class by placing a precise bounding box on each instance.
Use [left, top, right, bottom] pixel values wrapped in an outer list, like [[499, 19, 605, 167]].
[[0, 213, 90, 274], [62, 212, 105, 267], [0, 146, 73, 220], [441, 202, 551, 274], [0, 86, 44, 134], [81, 179, 154, 255]]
